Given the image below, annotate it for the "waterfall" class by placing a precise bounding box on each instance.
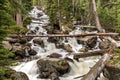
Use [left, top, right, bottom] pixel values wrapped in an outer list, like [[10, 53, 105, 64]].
[[12, 6, 108, 80]]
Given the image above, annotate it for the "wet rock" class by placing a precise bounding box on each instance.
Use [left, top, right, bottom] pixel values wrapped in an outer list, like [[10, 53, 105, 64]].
[[47, 37, 59, 43], [55, 42, 64, 48], [47, 53, 62, 58], [19, 37, 27, 44], [99, 40, 110, 49], [37, 58, 70, 79], [86, 37, 97, 49], [4, 68, 16, 78], [79, 45, 88, 52], [33, 38, 44, 48], [12, 43, 22, 51], [24, 43, 32, 47], [63, 44, 73, 52], [28, 49, 37, 56], [11, 72, 29, 80], [9, 39, 18, 44], [103, 64, 120, 80], [35, 27, 39, 31], [14, 43, 21, 46], [37, 13, 43, 17], [64, 57, 74, 63], [76, 38, 85, 44], [14, 49, 25, 58]]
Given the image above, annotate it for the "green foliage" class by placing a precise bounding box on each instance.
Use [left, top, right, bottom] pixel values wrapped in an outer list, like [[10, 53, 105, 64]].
[[97, 0, 120, 32], [0, 67, 15, 80], [108, 48, 120, 66], [8, 25, 28, 33], [0, 46, 16, 80]]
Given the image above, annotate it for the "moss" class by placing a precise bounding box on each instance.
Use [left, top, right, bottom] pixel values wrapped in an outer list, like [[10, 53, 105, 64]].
[[8, 25, 28, 34], [0, 46, 17, 80], [108, 48, 120, 66]]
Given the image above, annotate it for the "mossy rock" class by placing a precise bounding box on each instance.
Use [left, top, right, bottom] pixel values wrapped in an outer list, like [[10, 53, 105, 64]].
[[103, 48, 120, 80], [11, 72, 29, 80]]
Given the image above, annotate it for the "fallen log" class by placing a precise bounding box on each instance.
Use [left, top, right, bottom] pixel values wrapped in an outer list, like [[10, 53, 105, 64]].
[[8, 33, 120, 38], [73, 49, 107, 60], [81, 53, 112, 80]]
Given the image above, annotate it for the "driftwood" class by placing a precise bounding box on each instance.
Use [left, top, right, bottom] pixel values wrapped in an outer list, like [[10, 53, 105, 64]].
[[8, 33, 120, 38], [73, 49, 107, 60]]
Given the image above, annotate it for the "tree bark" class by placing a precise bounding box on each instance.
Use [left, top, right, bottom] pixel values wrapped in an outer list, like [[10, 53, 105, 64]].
[[16, 0, 23, 26], [73, 49, 107, 60], [81, 53, 112, 80], [92, 0, 102, 32], [8, 33, 120, 38]]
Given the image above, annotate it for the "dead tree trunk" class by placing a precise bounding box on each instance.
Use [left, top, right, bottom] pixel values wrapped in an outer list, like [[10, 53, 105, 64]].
[[8, 33, 120, 38], [73, 49, 107, 60], [81, 54, 112, 80], [92, 0, 102, 32]]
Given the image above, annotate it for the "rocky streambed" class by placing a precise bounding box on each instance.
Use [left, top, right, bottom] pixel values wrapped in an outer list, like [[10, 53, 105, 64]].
[[2, 6, 120, 80]]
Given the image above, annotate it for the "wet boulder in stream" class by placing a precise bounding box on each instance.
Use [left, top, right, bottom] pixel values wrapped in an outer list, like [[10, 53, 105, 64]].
[[63, 44, 73, 52], [99, 39, 110, 49], [33, 38, 44, 48], [11, 72, 29, 80], [47, 53, 62, 58], [86, 37, 97, 49], [37, 58, 70, 80]]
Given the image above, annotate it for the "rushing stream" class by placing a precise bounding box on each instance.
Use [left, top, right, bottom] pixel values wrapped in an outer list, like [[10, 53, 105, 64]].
[[12, 6, 108, 80]]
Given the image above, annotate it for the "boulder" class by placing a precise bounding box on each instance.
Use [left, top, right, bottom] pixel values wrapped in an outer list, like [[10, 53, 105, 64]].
[[12, 43, 22, 51], [99, 40, 110, 49], [103, 64, 120, 80], [64, 57, 74, 63], [55, 42, 64, 48], [86, 37, 97, 49], [4, 68, 29, 80], [19, 37, 27, 44], [5, 37, 18, 44], [47, 53, 62, 58], [2, 41, 12, 50], [14, 49, 25, 58], [37, 13, 43, 17], [79, 45, 88, 52], [37, 58, 70, 79], [28, 49, 37, 56], [11, 72, 29, 80], [63, 44, 73, 52], [33, 38, 44, 48], [47, 37, 59, 43]]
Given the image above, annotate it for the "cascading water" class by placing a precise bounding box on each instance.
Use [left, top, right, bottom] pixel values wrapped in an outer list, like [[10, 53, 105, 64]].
[[12, 6, 108, 80]]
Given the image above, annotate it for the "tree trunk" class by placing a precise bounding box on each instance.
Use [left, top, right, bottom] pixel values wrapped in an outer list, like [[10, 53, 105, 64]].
[[16, 0, 23, 26], [81, 54, 112, 80], [8, 33, 120, 38], [92, 0, 102, 32], [73, 49, 107, 60], [16, 11, 23, 26]]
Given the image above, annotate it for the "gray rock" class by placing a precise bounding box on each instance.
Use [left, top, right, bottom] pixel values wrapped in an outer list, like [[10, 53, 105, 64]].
[[33, 38, 44, 48], [37, 58, 70, 79], [11, 72, 29, 80], [2, 41, 12, 50], [63, 44, 73, 52]]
